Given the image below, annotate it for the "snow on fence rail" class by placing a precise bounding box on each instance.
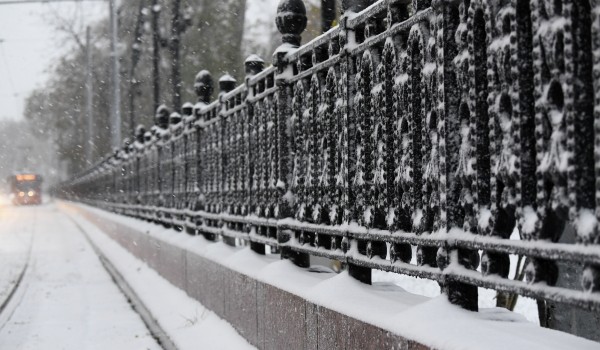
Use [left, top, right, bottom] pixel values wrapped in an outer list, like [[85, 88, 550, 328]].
[[58, 0, 600, 315]]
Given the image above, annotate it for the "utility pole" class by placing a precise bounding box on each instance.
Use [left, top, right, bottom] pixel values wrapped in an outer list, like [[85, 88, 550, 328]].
[[129, 0, 146, 136], [170, 0, 181, 111], [151, 0, 161, 113], [85, 26, 94, 161], [109, 0, 121, 149]]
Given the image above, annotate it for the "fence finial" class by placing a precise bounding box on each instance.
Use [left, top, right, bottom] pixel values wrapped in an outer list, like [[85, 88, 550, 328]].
[[275, 0, 307, 47], [135, 125, 146, 144], [194, 70, 213, 104], [219, 74, 236, 96], [169, 112, 182, 125], [155, 104, 171, 129], [181, 102, 194, 117], [245, 54, 265, 77]]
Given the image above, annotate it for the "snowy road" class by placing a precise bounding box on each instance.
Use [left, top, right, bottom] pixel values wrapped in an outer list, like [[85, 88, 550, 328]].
[[0, 203, 32, 311], [0, 202, 161, 350]]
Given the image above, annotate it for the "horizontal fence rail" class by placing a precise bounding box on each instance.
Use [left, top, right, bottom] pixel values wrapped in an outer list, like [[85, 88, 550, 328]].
[[58, 0, 600, 316]]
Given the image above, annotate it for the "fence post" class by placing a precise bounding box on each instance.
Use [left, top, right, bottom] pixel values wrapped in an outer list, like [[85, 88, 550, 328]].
[[340, 0, 377, 285], [244, 55, 269, 255], [155, 105, 171, 227], [219, 74, 237, 246], [134, 125, 146, 212], [274, 0, 310, 268], [431, 0, 479, 311], [188, 71, 213, 236]]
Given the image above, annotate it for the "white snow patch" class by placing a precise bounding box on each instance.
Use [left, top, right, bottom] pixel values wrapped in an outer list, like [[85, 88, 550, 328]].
[[412, 208, 423, 228], [521, 206, 538, 236], [478, 208, 492, 231], [576, 209, 597, 242], [386, 207, 396, 228], [363, 206, 372, 225]]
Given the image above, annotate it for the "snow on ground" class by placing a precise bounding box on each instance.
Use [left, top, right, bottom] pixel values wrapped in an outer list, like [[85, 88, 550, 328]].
[[72, 202, 600, 350], [0, 204, 161, 350], [372, 227, 540, 325], [0, 203, 33, 305], [65, 205, 256, 350]]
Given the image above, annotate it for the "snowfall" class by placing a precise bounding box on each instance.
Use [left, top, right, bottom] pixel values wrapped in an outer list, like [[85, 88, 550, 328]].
[[0, 198, 598, 350]]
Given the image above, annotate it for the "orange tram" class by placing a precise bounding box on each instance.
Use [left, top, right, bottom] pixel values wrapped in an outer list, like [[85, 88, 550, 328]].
[[8, 174, 43, 205]]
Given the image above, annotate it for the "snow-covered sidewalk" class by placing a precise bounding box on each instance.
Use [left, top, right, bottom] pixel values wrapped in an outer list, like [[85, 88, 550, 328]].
[[64, 204, 256, 350], [0, 205, 33, 308], [0, 204, 161, 350], [0, 203, 256, 350]]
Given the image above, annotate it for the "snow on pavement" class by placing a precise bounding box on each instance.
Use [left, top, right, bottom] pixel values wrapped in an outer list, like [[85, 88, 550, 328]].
[[0, 204, 33, 306], [63, 204, 257, 350], [0, 204, 161, 350]]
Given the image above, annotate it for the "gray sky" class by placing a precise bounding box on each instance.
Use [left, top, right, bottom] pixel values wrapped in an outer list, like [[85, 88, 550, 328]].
[[0, 0, 105, 121]]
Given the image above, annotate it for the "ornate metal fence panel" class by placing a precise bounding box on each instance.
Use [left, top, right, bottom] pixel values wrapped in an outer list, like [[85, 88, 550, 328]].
[[59, 0, 600, 315]]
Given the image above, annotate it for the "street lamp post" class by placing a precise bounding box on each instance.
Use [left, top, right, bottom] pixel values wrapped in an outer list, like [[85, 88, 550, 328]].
[[109, 0, 121, 149]]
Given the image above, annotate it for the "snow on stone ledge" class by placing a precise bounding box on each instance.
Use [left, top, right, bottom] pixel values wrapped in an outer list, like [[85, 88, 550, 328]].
[[70, 203, 600, 350]]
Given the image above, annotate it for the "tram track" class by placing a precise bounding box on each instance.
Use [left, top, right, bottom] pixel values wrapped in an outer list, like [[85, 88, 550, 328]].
[[0, 253, 31, 329], [65, 212, 178, 350], [0, 209, 35, 332], [0, 204, 165, 349]]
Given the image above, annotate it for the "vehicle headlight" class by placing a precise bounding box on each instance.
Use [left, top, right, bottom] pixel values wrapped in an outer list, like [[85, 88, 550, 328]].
[[28, 191, 35, 197], [18, 192, 25, 197]]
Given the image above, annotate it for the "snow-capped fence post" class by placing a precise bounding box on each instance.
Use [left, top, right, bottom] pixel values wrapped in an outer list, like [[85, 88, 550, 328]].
[[118, 137, 131, 215], [169, 111, 184, 230], [218, 75, 236, 99], [134, 124, 146, 209], [218, 74, 237, 247], [244, 54, 270, 255], [245, 55, 264, 81], [187, 70, 213, 237], [432, 0, 480, 312], [341, 0, 380, 285], [274, 0, 310, 268], [154, 105, 172, 227]]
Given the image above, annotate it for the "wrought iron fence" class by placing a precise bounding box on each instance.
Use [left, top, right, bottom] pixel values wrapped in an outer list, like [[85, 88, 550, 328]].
[[58, 0, 600, 315]]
